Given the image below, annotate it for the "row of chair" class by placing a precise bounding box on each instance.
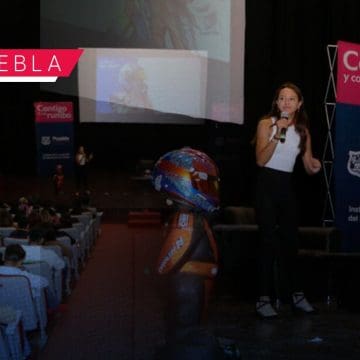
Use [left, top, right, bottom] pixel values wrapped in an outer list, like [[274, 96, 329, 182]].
[[0, 308, 32, 360], [0, 210, 103, 359], [0, 275, 48, 358]]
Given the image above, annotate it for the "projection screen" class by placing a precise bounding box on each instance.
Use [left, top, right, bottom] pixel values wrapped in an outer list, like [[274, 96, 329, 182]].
[[41, 0, 245, 125]]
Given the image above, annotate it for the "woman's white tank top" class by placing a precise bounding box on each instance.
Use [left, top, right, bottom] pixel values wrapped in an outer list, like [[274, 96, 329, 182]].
[[265, 117, 301, 173]]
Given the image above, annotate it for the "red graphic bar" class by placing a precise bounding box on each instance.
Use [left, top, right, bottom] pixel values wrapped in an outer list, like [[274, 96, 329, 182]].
[[0, 49, 83, 77]]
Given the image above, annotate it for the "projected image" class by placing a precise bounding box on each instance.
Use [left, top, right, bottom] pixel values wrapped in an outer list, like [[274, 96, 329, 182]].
[[110, 0, 230, 61], [119, 0, 197, 49], [97, 59, 152, 114], [79, 49, 208, 123]]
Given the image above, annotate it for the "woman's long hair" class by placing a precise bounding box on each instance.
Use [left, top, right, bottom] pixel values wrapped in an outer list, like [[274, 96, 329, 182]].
[[253, 82, 309, 153]]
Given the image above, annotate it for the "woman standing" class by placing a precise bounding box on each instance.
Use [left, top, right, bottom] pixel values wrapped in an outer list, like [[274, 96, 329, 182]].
[[254, 82, 321, 318]]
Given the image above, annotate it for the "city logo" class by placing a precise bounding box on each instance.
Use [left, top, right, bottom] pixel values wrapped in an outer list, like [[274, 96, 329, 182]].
[[347, 150, 360, 178], [41, 136, 51, 146]]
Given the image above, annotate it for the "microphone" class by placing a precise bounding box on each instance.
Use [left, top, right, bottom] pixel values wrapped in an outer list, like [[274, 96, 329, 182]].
[[279, 111, 289, 143]]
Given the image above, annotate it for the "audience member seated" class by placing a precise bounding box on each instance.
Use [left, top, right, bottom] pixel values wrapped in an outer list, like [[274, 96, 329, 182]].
[[9, 216, 29, 239], [26, 208, 41, 228], [43, 228, 73, 260], [57, 211, 80, 229], [80, 190, 97, 214], [71, 191, 96, 217], [36, 209, 78, 246], [0, 208, 16, 227], [0, 244, 49, 298], [40, 208, 61, 227], [17, 197, 33, 217], [0, 201, 11, 212], [22, 229, 65, 272]]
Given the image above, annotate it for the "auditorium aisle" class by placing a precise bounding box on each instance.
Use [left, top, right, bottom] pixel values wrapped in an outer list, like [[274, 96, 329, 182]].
[[38, 223, 166, 360]]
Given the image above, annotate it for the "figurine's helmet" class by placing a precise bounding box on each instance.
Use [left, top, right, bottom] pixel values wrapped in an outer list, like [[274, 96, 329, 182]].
[[152, 147, 220, 212]]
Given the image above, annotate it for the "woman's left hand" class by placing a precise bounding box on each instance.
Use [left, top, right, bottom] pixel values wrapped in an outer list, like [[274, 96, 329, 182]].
[[309, 158, 322, 174]]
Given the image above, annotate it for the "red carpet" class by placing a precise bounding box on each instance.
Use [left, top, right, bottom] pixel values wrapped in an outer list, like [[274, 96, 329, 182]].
[[39, 223, 165, 360]]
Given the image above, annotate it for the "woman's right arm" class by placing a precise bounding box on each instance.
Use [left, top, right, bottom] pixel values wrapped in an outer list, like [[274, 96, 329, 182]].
[[255, 118, 279, 167]]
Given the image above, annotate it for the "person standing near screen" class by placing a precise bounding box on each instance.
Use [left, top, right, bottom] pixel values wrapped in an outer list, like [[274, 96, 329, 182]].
[[75, 145, 93, 191], [254, 82, 321, 318]]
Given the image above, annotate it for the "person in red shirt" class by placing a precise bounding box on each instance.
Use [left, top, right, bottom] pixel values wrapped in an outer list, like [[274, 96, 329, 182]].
[[53, 164, 65, 195]]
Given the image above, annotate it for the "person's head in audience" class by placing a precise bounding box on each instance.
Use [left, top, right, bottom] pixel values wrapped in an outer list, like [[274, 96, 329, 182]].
[[0, 201, 11, 210], [0, 208, 14, 227], [43, 228, 57, 244], [57, 211, 72, 228], [18, 196, 31, 214], [40, 208, 52, 224], [81, 190, 92, 207], [54, 199, 70, 214], [18, 196, 28, 208], [4, 244, 26, 268], [14, 215, 28, 230], [28, 228, 45, 245], [27, 210, 42, 228]]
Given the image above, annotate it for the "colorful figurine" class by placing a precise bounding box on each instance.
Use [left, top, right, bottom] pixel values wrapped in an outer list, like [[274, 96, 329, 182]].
[[152, 147, 224, 358]]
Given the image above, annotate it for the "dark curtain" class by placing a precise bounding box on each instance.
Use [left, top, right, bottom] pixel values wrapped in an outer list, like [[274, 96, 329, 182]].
[[245, 0, 360, 138], [0, 1, 39, 174]]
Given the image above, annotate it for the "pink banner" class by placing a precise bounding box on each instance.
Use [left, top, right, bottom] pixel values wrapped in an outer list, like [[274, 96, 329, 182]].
[[34, 102, 74, 123], [337, 40, 360, 105], [0, 49, 83, 77]]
